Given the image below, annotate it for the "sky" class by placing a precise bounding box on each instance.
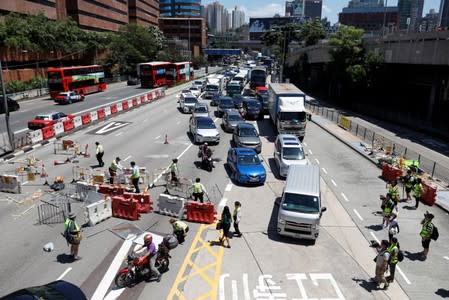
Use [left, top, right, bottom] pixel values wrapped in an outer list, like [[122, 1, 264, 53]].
[[202, 0, 442, 24]]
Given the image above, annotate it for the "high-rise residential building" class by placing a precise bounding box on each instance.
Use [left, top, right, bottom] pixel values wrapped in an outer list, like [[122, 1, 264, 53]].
[[398, 0, 424, 30], [441, 0, 449, 27], [286, 1, 295, 17], [232, 6, 245, 29], [419, 9, 439, 31], [159, 0, 201, 17], [206, 1, 231, 33], [304, 0, 323, 20]]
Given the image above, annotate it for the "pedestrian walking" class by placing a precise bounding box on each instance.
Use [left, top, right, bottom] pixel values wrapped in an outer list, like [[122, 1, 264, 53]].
[[170, 158, 179, 184], [95, 142, 104, 167], [380, 195, 396, 228], [420, 211, 435, 261], [388, 214, 400, 243], [63, 212, 82, 261], [130, 161, 141, 193], [401, 169, 415, 202], [108, 157, 122, 184], [374, 240, 390, 290], [387, 237, 400, 283], [169, 218, 189, 244], [387, 180, 400, 206], [219, 206, 232, 248], [233, 201, 242, 237], [192, 178, 207, 203], [413, 178, 423, 209]]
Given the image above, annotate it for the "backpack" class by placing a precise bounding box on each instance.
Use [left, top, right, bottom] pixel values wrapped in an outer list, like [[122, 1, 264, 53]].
[[431, 225, 439, 241]]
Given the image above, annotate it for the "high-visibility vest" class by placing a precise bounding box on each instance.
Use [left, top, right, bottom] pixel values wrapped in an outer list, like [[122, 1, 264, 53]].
[[170, 163, 178, 173], [64, 218, 80, 235], [383, 199, 394, 216], [413, 183, 423, 197], [387, 244, 399, 264], [233, 206, 241, 223], [173, 221, 188, 232], [193, 182, 203, 193], [131, 166, 140, 179], [420, 221, 433, 238], [96, 144, 104, 154], [110, 160, 118, 172], [404, 175, 414, 188], [388, 185, 399, 201]]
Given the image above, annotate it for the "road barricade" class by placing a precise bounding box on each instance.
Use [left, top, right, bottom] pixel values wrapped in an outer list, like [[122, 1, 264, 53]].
[[123, 192, 153, 213], [97, 184, 125, 196], [116, 102, 123, 112], [73, 116, 82, 128], [97, 108, 105, 119], [27, 130, 43, 144], [155, 90, 161, 99], [15, 134, 29, 148], [0, 174, 21, 193], [381, 164, 403, 183], [112, 196, 140, 221], [132, 97, 138, 107], [157, 193, 186, 219], [53, 122, 64, 135], [90, 111, 98, 122], [86, 198, 112, 226], [186, 201, 215, 224], [140, 95, 145, 104], [63, 119, 74, 132], [128, 99, 133, 109], [147, 92, 153, 102], [110, 104, 117, 114], [422, 181, 437, 206], [42, 126, 55, 140], [75, 181, 97, 202], [81, 114, 91, 125], [160, 89, 165, 98], [122, 100, 128, 110], [104, 106, 111, 117]]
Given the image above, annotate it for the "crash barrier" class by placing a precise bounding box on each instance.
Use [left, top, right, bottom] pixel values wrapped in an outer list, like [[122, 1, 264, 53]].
[[97, 108, 105, 119], [422, 181, 437, 206], [81, 114, 91, 125], [123, 192, 153, 213], [132, 97, 138, 107], [53, 122, 64, 135], [15, 135, 30, 149], [73, 116, 82, 128], [0, 174, 22, 193], [27, 130, 43, 145], [116, 102, 123, 112], [110, 104, 117, 114], [157, 193, 186, 219], [37, 199, 71, 225], [186, 201, 215, 224], [90, 111, 98, 122], [338, 115, 351, 131], [84, 190, 105, 205], [128, 99, 133, 109], [156, 90, 161, 99], [147, 92, 153, 102], [63, 119, 74, 132], [140, 95, 145, 104], [104, 106, 111, 117], [98, 184, 126, 196], [85, 198, 112, 226], [381, 164, 403, 183], [112, 196, 140, 221], [122, 100, 129, 110], [75, 181, 97, 202], [42, 126, 55, 140]]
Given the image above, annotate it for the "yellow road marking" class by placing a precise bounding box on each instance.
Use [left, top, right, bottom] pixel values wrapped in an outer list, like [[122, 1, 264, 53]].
[[167, 223, 224, 300]]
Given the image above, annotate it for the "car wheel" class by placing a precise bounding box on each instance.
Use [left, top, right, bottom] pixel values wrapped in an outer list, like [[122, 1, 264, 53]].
[[68, 99, 72, 104]]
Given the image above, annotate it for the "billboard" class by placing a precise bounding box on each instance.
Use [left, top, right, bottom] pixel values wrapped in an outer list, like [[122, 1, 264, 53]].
[[249, 17, 303, 39], [204, 49, 242, 56]]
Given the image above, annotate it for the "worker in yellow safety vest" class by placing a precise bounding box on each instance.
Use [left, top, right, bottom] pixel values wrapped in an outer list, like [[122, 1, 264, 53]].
[[192, 177, 207, 203], [413, 178, 423, 209], [419, 211, 434, 260], [387, 237, 400, 283], [401, 169, 415, 202], [169, 218, 189, 244], [381, 195, 396, 228], [130, 161, 140, 193], [95, 141, 104, 167], [63, 212, 82, 260], [387, 180, 400, 205], [109, 157, 122, 184]]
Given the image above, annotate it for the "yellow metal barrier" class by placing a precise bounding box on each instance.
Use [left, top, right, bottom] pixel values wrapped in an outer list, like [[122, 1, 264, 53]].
[[338, 115, 351, 130]]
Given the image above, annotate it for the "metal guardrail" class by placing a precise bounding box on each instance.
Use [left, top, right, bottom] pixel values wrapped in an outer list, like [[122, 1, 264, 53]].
[[307, 103, 449, 185]]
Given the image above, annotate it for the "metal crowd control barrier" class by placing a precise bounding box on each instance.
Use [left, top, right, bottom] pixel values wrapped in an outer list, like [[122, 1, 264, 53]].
[[38, 199, 71, 225]]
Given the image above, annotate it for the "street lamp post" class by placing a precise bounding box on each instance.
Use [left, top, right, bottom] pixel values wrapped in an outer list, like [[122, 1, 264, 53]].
[[0, 60, 15, 151]]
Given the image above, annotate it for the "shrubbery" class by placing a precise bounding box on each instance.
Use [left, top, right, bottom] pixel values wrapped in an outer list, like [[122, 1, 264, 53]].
[[5, 77, 46, 94]]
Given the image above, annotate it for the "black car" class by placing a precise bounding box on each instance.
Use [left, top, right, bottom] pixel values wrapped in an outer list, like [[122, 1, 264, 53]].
[[1, 280, 87, 300], [0, 97, 20, 114], [210, 92, 223, 106], [241, 98, 263, 120], [127, 77, 140, 85], [216, 96, 234, 117], [232, 94, 245, 109]]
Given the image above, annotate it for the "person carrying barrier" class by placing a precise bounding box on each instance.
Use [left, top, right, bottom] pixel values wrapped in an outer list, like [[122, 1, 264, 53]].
[[109, 157, 122, 184], [63, 212, 82, 261], [169, 159, 179, 184], [401, 169, 415, 202], [192, 177, 207, 203], [130, 161, 141, 193], [169, 218, 189, 244]]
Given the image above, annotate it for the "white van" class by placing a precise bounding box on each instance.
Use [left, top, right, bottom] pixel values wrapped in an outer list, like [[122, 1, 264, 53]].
[[274, 134, 308, 177], [277, 165, 326, 241]]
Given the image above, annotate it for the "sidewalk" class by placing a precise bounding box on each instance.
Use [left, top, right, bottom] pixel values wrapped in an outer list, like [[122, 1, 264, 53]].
[[309, 112, 449, 213]]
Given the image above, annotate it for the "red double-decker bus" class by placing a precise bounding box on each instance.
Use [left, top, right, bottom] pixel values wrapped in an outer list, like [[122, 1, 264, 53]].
[[47, 65, 107, 99], [166, 61, 193, 87], [138, 61, 170, 88]]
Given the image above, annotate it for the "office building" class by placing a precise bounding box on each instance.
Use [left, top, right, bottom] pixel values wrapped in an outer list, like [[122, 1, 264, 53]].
[[398, 0, 424, 30], [128, 0, 159, 27], [339, 3, 399, 32], [347, 0, 384, 8], [0, 0, 66, 20], [160, 0, 201, 17], [441, 0, 449, 27], [304, 0, 323, 20], [285, 0, 304, 17]]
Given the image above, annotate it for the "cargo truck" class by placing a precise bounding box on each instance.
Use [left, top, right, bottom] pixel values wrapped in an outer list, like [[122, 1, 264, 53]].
[[268, 83, 307, 141]]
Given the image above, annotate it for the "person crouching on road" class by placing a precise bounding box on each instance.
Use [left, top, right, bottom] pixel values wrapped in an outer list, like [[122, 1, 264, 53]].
[[169, 218, 189, 244], [130, 161, 141, 193], [109, 157, 122, 184], [64, 212, 82, 261]]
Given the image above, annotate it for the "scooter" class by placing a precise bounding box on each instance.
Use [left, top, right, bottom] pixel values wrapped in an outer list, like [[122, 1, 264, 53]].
[[198, 146, 214, 172]]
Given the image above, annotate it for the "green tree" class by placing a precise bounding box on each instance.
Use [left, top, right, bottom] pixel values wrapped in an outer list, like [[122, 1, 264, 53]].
[[260, 23, 301, 64], [300, 18, 325, 47]]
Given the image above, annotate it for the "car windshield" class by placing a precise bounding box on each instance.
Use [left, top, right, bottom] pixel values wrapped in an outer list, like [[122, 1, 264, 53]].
[[279, 112, 307, 122], [257, 90, 268, 95], [195, 106, 207, 113], [206, 85, 218, 91], [282, 147, 305, 160], [228, 114, 243, 121], [190, 87, 199, 91], [282, 193, 320, 213], [182, 90, 190, 94], [246, 101, 261, 109], [194, 81, 203, 85], [184, 97, 197, 104], [35, 115, 50, 120], [238, 154, 261, 166], [240, 127, 258, 137], [197, 119, 216, 129], [220, 99, 233, 108]]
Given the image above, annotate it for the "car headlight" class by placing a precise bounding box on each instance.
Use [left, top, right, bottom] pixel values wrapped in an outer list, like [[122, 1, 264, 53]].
[[278, 218, 286, 225], [196, 133, 203, 137], [311, 224, 317, 230]]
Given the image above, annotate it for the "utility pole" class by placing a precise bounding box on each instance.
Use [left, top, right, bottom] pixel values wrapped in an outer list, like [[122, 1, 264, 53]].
[[0, 60, 15, 151]]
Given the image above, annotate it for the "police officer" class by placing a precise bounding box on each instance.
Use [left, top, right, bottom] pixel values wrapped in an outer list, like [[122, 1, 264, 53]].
[[401, 169, 415, 202], [413, 178, 423, 209], [192, 177, 207, 203], [109, 157, 122, 184], [130, 161, 140, 193], [420, 211, 434, 261]]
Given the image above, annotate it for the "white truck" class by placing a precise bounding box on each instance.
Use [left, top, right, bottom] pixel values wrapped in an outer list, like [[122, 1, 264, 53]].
[[268, 83, 307, 141]]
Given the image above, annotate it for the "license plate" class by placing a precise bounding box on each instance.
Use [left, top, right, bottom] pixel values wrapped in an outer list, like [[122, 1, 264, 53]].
[[249, 177, 259, 182]]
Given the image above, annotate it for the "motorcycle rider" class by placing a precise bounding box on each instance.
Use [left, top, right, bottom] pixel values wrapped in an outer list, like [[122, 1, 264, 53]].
[[135, 234, 161, 282], [200, 142, 213, 169]]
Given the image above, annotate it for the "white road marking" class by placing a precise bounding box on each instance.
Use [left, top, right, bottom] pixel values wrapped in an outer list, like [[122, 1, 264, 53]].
[[225, 183, 233, 192], [444, 256, 449, 260], [56, 267, 72, 280], [146, 154, 169, 159], [303, 142, 308, 146], [103, 288, 125, 300], [115, 132, 123, 136], [22, 181, 28, 185], [123, 155, 132, 161], [314, 158, 320, 164], [353, 209, 364, 221], [218, 198, 228, 210], [370, 232, 380, 244], [308, 149, 313, 155], [321, 168, 328, 174], [331, 179, 337, 187], [396, 265, 411, 285], [91, 235, 134, 300], [176, 121, 181, 125], [341, 193, 349, 202], [155, 135, 161, 139]]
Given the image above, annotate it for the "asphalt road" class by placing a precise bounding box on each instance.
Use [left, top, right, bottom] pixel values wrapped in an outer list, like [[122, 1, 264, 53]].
[[0, 76, 447, 299]]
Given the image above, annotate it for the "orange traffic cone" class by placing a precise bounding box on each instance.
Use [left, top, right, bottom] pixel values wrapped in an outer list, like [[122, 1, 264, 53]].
[[164, 134, 169, 144]]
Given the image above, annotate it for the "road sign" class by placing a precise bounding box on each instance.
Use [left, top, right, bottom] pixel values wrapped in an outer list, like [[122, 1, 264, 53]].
[[89, 121, 130, 135]]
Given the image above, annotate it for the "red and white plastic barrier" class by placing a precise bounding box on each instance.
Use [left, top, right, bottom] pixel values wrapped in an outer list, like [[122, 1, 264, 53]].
[[53, 122, 64, 135], [116, 102, 123, 112], [27, 130, 43, 144], [104, 106, 111, 117], [73, 116, 82, 128], [90, 111, 98, 122]]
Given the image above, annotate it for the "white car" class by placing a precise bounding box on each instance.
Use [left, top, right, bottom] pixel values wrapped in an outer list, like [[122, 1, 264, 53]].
[[178, 93, 198, 113], [189, 116, 220, 144], [192, 103, 210, 118], [189, 86, 201, 98]]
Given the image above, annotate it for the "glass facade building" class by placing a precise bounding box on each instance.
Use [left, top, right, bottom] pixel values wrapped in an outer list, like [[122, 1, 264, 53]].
[[160, 0, 201, 17]]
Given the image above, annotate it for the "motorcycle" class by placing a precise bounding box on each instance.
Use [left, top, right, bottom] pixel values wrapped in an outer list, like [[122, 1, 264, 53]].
[[198, 146, 214, 172], [114, 242, 171, 288]]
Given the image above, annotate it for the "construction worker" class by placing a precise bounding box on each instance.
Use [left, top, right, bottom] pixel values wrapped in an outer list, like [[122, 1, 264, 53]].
[[63, 212, 82, 261], [381, 195, 396, 228], [130, 161, 140, 193], [387, 180, 400, 206], [109, 157, 122, 184], [169, 218, 189, 244], [413, 178, 423, 209], [420, 211, 435, 260], [95, 142, 104, 167], [387, 237, 400, 283], [170, 158, 179, 184], [401, 169, 415, 202], [192, 177, 207, 203]]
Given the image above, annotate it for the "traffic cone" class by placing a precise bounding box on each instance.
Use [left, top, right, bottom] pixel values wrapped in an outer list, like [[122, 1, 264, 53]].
[[164, 134, 169, 144]]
